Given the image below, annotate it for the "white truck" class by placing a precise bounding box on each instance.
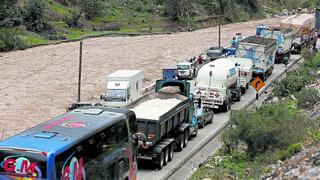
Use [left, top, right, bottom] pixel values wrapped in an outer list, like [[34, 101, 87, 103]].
[[176, 62, 197, 79], [100, 70, 143, 107], [281, 14, 317, 54], [260, 27, 294, 63], [236, 36, 277, 81], [227, 57, 253, 94], [194, 58, 241, 112]]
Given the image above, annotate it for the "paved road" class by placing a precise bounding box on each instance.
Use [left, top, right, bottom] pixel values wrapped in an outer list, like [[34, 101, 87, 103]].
[[138, 54, 301, 180]]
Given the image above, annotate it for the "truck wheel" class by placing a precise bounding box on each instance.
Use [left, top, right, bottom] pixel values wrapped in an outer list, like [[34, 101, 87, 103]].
[[176, 135, 184, 151], [236, 92, 241, 102], [199, 120, 205, 128], [241, 87, 246, 95], [164, 147, 169, 165], [228, 99, 232, 110], [208, 113, 214, 123], [192, 125, 198, 137], [168, 144, 174, 161], [183, 131, 189, 147], [221, 101, 228, 112], [156, 151, 164, 170]]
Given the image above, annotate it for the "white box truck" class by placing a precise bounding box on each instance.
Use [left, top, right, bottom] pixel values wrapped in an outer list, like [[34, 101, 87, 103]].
[[260, 27, 294, 63], [227, 57, 253, 94], [101, 70, 143, 107], [236, 36, 277, 81], [194, 58, 241, 112]]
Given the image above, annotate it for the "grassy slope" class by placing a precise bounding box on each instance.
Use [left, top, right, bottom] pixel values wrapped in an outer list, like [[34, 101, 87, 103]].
[[21, 0, 317, 47]]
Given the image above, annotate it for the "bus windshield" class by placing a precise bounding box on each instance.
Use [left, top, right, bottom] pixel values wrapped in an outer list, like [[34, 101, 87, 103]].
[[0, 148, 47, 179]]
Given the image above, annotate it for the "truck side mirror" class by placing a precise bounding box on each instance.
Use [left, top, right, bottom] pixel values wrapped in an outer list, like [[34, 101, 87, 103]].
[[133, 133, 146, 148]]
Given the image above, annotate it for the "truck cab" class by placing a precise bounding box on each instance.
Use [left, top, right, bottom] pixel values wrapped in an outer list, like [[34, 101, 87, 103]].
[[176, 62, 196, 80], [101, 70, 143, 108]]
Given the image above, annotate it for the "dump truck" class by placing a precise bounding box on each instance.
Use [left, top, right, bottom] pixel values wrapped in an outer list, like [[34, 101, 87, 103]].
[[128, 79, 198, 169], [100, 70, 143, 107], [281, 14, 317, 54], [259, 27, 294, 63], [194, 58, 241, 112], [236, 36, 277, 81]]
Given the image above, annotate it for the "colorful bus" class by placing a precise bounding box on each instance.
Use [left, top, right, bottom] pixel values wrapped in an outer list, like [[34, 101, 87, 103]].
[[0, 107, 138, 180]]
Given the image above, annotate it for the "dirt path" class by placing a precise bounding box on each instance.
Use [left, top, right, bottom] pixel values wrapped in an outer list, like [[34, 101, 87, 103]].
[[0, 17, 283, 137]]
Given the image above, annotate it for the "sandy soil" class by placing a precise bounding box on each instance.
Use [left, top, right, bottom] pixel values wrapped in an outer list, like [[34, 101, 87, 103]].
[[0, 17, 283, 137]]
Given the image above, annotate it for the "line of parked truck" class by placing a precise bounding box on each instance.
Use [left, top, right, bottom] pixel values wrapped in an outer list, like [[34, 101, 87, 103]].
[[0, 13, 319, 180]]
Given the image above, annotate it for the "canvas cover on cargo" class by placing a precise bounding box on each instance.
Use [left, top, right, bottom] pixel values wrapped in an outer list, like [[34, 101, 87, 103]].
[[280, 14, 316, 37]]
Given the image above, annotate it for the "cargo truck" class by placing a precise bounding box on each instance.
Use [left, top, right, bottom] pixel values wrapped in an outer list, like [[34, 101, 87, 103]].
[[128, 79, 198, 169], [100, 70, 143, 108], [281, 14, 317, 54], [236, 36, 277, 81], [194, 58, 242, 112], [227, 57, 253, 94], [259, 27, 294, 63]]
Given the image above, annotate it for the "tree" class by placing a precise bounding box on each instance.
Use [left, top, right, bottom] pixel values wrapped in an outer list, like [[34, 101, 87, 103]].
[[0, 0, 22, 27], [79, 0, 105, 20]]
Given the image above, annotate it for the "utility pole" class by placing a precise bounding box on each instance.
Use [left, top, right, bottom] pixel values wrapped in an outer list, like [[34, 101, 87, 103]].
[[187, 0, 190, 31], [218, 5, 221, 47], [77, 41, 83, 102]]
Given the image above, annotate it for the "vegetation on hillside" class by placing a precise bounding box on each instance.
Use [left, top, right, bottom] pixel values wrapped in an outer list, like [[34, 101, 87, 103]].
[[0, 0, 317, 51], [190, 54, 320, 179]]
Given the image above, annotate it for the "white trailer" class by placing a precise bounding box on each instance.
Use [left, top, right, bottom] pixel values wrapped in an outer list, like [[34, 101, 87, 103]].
[[236, 36, 277, 81], [194, 58, 241, 112], [260, 27, 294, 63], [227, 57, 253, 94], [101, 70, 143, 107]]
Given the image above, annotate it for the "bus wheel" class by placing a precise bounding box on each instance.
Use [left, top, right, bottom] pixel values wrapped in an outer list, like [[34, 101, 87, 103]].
[[183, 130, 189, 147], [168, 144, 174, 162], [156, 151, 164, 170], [164, 147, 169, 165]]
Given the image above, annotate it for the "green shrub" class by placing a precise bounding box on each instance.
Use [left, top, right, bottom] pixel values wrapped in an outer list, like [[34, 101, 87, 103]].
[[222, 100, 308, 157], [79, 0, 105, 20], [272, 66, 316, 97], [0, 27, 27, 51], [296, 88, 319, 109], [278, 143, 303, 160]]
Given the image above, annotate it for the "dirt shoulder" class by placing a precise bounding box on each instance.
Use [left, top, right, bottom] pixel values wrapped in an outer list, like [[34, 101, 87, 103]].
[[0, 18, 282, 137]]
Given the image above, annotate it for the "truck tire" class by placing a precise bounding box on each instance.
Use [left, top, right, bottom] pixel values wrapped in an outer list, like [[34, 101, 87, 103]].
[[221, 100, 229, 112], [176, 135, 184, 152], [193, 125, 198, 137], [241, 87, 246, 95], [156, 151, 164, 170], [168, 144, 174, 162], [199, 119, 205, 128], [183, 130, 189, 147], [164, 147, 169, 165], [208, 113, 214, 123], [235, 91, 241, 102]]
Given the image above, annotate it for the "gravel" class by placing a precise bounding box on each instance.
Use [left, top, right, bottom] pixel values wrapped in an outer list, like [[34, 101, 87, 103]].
[[131, 98, 182, 120]]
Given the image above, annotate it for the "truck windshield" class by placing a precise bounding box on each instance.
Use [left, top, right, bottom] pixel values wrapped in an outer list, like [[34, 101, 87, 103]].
[[106, 89, 126, 102], [0, 148, 47, 179], [177, 65, 190, 70], [207, 50, 220, 58]]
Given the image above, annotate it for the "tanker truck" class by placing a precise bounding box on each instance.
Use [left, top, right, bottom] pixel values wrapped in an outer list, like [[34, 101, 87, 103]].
[[194, 58, 241, 112]]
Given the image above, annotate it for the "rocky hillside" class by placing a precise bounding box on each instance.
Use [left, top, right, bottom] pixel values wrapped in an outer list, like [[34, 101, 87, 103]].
[[0, 0, 317, 51]]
